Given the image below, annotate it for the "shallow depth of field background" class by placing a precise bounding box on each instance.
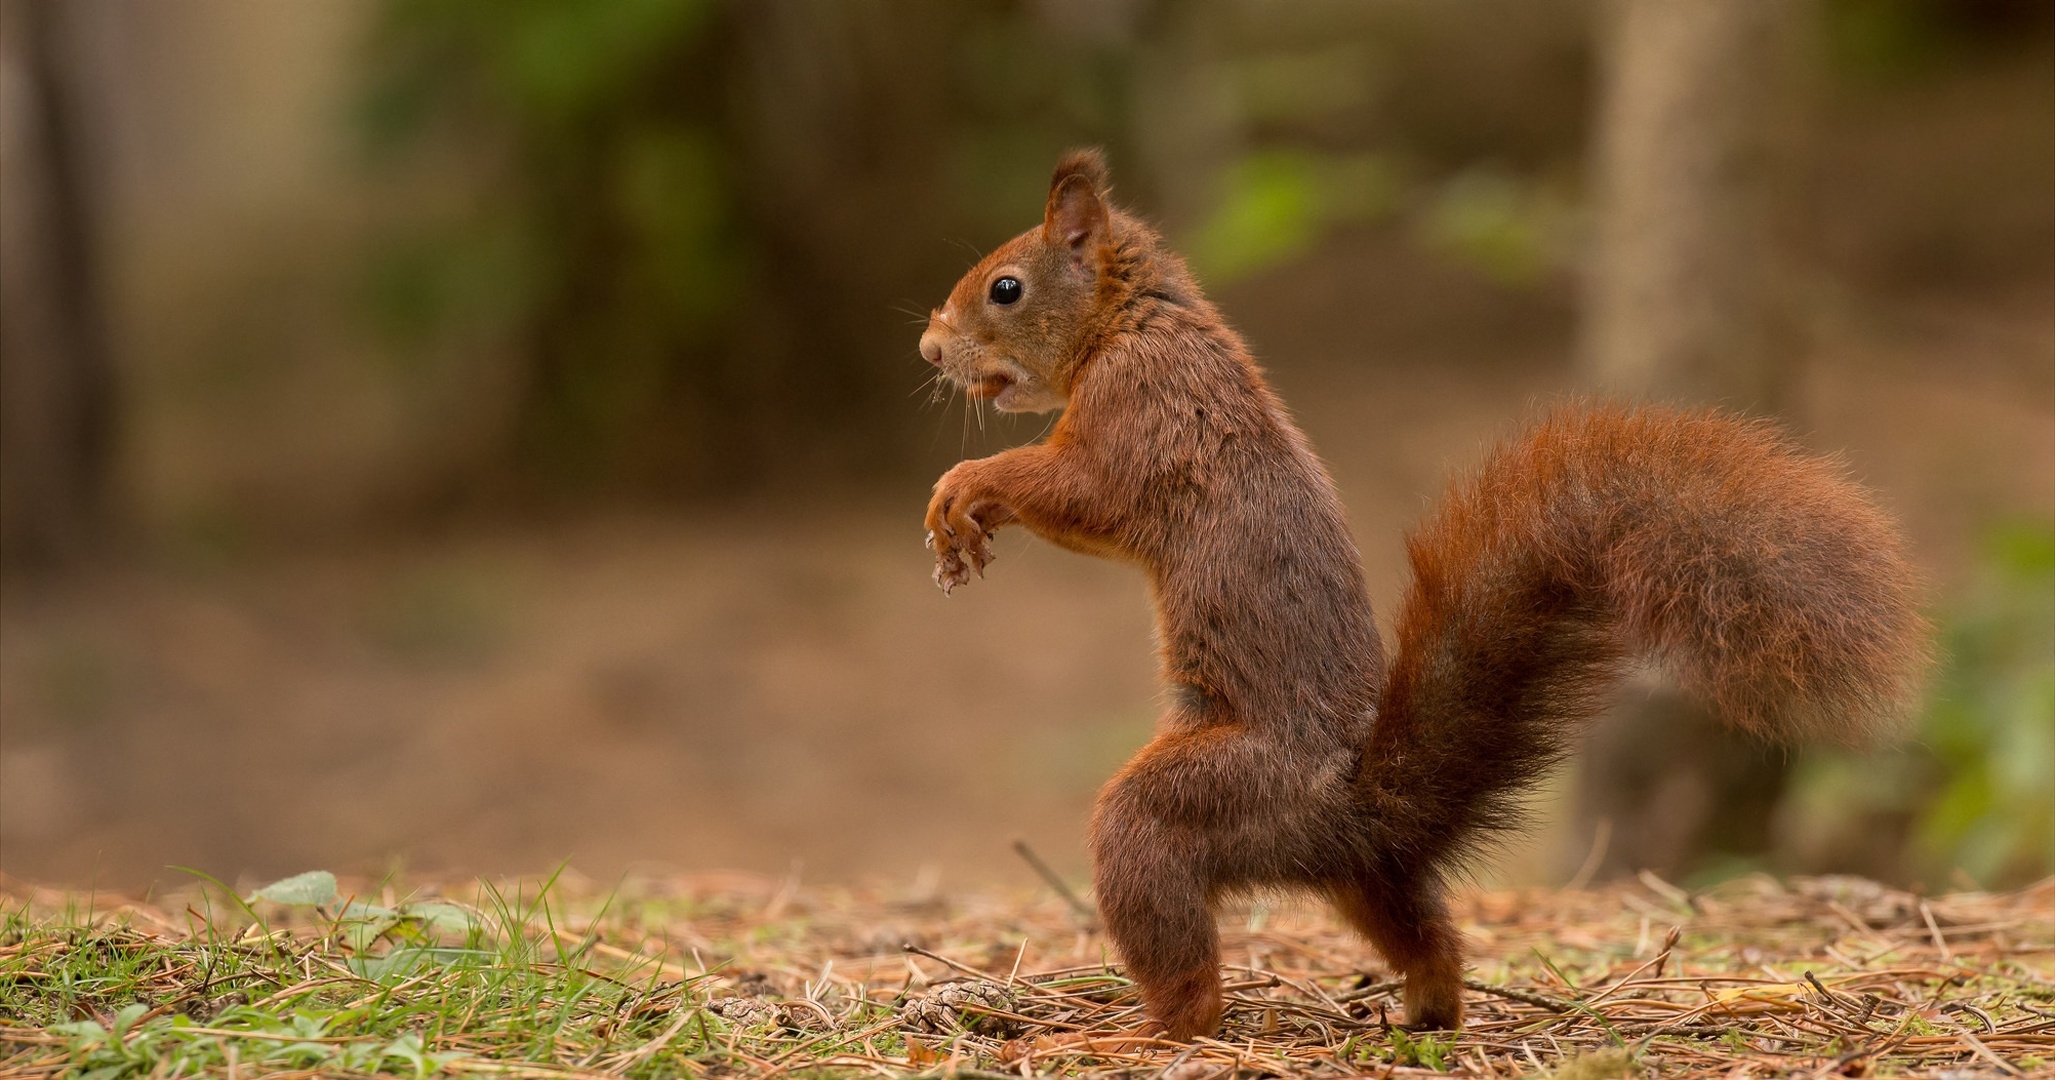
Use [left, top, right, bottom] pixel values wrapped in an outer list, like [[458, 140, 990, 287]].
[[1, 0, 2049, 897]]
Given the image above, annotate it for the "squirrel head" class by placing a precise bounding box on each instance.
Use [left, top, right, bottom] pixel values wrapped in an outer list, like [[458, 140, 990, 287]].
[[919, 149, 1119, 414]]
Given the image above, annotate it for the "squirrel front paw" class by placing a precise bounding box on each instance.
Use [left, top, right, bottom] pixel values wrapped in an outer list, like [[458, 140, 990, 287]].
[[927, 532, 986, 594], [925, 474, 1009, 594], [925, 498, 994, 595]]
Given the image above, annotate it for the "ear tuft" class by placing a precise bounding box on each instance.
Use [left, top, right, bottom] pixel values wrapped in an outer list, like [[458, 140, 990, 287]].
[[1049, 147, 1109, 195], [1044, 148, 1111, 257]]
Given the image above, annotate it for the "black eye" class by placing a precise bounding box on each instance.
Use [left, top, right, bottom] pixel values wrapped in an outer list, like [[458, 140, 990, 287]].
[[988, 276, 1023, 305]]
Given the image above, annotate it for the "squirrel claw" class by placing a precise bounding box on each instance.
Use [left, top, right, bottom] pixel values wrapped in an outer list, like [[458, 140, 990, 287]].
[[926, 475, 1010, 594], [934, 551, 971, 594]]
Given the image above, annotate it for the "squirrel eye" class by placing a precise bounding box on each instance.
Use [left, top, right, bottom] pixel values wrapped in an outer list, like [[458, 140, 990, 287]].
[[988, 276, 1023, 305]]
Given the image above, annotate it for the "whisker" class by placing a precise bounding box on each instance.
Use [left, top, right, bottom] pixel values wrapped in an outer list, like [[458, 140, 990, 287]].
[[947, 237, 985, 269], [909, 368, 950, 401], [927, 382, 959, 453]]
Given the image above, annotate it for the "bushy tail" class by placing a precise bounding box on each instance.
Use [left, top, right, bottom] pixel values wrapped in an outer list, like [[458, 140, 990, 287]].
[[1356, 403, 1931, 871]]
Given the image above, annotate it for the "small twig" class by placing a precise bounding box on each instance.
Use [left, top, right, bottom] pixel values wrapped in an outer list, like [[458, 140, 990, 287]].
[[1153, 1043, 1200, 1080], [1918, 900, 1954, 963], [610, 1006, 701, 1072], [1956, 1027, 2023, 1077], [953, 1002, 1087, 1032], [1012, 839, 1098, 926], [1463, 978, 1575, 1013], [1800, 969, 1872, 1031], [1335, 979, 1404, 1004], [1583, 935, 1684, 1009], [1564, 818, 1612, 892], [902, 943, 990, 981], [1654, 925, 1681, 977], [1636, 869, 1698, 912]]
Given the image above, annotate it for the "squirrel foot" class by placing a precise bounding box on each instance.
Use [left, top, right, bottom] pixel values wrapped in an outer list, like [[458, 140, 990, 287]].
[[1398, 975, 1464, 1031]]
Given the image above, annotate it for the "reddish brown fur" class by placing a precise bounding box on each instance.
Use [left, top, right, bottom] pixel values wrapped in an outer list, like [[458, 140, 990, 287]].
[[919, 151, 1931, 1040]]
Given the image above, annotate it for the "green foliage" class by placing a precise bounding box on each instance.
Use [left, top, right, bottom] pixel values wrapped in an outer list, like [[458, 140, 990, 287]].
[[1189, 150, 1401, 285], [357, 0, 1134, 493], [1784, 521, 2055, 887], [3, 872, 752, 1079], [49, 1007, 465, 1079], [1387, 1026, 1452, 1071], [362, 0, 716, 148], [1547, 1047, 1635, 1080], [1823, 0, 2047, 86], [247, 870, 338, 908], [1416, 168, 1570, 287], [360, 0, 744, 488], [351, 1, 1638, 498], [1912, 524, 2055, 882]]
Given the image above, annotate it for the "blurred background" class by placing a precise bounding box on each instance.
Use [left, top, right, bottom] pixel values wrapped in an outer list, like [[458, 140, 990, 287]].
[[1, 0, 2048, 896]]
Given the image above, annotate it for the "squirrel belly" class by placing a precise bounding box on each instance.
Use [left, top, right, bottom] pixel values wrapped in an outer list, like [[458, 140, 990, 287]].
[[920, 149, 1932, 1041]]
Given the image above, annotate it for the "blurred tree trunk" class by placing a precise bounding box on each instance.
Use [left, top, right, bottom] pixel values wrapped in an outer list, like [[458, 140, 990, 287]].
[[1572, 0, 1815, 882], [1581, 0, 1808, 410], [0, 0, 113, 569], [721, 0, 962, 485]]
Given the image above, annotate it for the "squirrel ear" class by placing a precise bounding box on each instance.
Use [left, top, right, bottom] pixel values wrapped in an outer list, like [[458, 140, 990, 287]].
[[1043, 148, 1110, 261]]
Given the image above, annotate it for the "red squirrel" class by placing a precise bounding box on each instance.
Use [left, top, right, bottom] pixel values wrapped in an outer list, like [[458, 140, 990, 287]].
[[918, 149, 1930, 1040]]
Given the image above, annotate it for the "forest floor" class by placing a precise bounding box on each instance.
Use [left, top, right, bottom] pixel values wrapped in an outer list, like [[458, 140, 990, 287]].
[[3, 869, 2049, 1078]]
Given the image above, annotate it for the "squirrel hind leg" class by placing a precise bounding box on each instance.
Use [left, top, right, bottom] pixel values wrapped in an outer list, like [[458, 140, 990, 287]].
[[1330, 876, 1465, 1030], [1090, 724, 1363, 1040], [1089, 794, 1225, 1039], [1089, 829, 1224, 1040]]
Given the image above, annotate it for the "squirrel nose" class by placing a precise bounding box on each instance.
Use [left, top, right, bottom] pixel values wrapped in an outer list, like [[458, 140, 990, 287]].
[[919, 329, 945, 367]]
